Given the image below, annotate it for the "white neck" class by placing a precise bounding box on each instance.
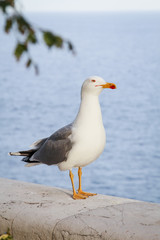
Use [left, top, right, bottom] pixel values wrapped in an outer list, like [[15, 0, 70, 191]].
[[74, 92, 103, 127]]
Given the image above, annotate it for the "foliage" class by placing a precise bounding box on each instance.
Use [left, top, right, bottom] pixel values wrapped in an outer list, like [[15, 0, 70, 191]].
[[0, 0, 75, 74], [0, 234, 13, 240], [0, 229, 13, 240]]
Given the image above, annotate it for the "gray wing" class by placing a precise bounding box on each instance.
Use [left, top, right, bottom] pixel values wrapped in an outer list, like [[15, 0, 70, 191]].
[[31, 124, 73, 165]]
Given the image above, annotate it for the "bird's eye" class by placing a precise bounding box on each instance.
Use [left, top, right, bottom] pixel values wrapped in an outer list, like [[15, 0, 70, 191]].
[[91, 80, 96, 82]]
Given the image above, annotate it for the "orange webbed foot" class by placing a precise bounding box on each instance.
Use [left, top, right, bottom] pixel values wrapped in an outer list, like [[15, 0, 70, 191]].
[[73, 192, 89, 200], [78, 189, 97, 197]]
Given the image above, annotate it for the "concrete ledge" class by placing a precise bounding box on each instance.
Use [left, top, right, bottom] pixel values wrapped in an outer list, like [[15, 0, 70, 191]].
[[0, 178, 160, 240]]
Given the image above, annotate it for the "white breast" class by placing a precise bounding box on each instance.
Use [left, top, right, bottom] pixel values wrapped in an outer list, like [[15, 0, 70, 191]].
[[58, 93, 106, 171], [70, 123, 106, 168]]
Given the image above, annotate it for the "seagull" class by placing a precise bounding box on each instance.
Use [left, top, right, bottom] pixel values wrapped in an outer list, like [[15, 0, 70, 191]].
[[9, 76, 116, 200]]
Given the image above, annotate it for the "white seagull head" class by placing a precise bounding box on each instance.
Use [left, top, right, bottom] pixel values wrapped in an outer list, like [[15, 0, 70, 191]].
[[81, 76, 116, 97]]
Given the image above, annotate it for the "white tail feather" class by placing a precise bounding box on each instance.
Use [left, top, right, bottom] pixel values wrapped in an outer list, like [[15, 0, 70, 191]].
[[8, 152, 21, 156], [25, 163, 41, 167]]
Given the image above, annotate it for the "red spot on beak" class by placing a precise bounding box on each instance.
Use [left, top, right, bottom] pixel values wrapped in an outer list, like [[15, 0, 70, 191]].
[[110, 84, 116, 89]]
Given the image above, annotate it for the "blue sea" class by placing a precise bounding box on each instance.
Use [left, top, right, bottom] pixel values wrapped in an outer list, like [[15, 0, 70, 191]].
[[0, 12, 160, 203]]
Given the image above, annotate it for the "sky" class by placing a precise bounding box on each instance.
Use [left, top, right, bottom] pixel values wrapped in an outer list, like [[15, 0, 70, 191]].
[[20, 0, 160, 12]]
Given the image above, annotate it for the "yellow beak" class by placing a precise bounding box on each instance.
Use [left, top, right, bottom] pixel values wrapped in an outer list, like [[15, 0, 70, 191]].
[[100, 82, 117, 89]]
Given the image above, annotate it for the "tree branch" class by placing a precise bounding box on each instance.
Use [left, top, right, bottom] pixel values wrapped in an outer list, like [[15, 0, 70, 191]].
[[0, 0, 75, 74]]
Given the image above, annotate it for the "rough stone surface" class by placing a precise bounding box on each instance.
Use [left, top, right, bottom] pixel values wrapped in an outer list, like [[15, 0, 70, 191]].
[[0, 178, 160, 240]]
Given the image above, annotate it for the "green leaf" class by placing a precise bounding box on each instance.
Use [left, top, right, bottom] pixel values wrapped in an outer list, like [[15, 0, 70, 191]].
[[43, 31, 63, 48], [0, 0, 14, 13], [54, 36, 63, 48], [14, 43, 27, 60], [4, 18, 12, 33], [16, 15, 30, 28], [16, 15, 31, 34], [43, 31, 54, 48], [26, 58, 32, 68], [0, 1, 10, 13], [26, 32, 37, 44]]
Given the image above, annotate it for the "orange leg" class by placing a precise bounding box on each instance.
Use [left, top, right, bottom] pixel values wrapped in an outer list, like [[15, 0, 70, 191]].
[[69, 170, 88, 200], [77, 167, 97, 196]]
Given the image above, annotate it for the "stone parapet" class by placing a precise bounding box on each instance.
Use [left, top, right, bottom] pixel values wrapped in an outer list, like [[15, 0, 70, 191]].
[[0, 178, 160, 240]]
